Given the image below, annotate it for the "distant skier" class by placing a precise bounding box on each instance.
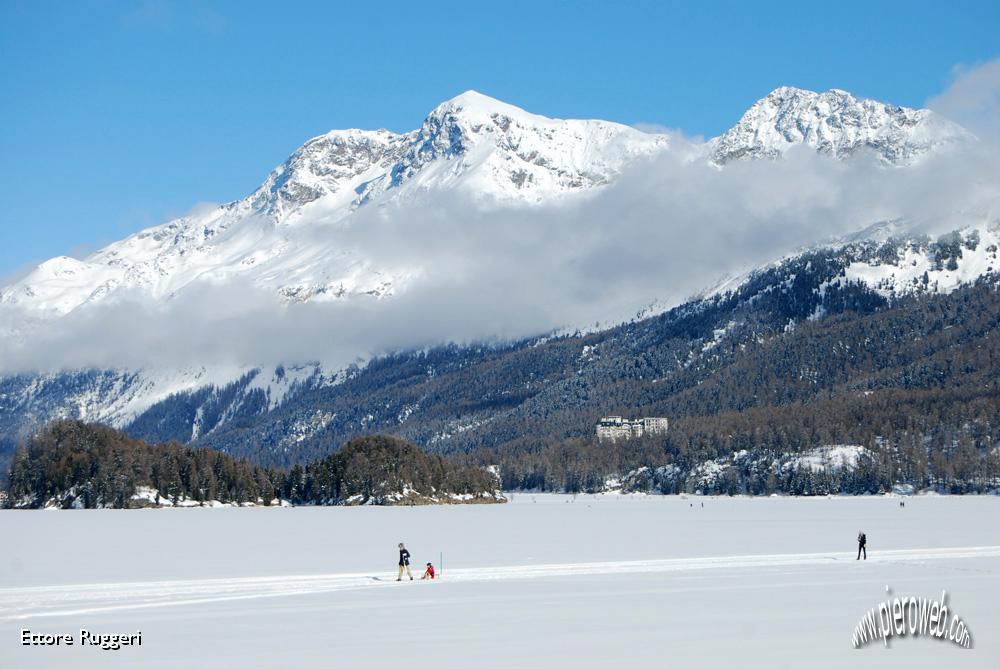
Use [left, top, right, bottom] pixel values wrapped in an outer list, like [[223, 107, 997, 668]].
[[421, 562, 436, 580], [857, 531, 867, 560], [397, 543, 413, 581]]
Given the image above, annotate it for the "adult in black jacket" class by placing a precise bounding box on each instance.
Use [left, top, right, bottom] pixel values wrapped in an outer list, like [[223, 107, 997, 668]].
[[857, 531, 867, 560], [397, 543, 413, 581]]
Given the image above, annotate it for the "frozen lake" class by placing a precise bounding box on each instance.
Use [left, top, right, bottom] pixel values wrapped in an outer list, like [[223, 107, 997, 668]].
[[2, 494, 998, 667]]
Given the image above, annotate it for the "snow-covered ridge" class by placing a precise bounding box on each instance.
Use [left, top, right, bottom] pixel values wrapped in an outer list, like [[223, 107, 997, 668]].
[[249, 128, 415, 221], [0, 91, 668, 317], [382, 90, 670, 202], [710, 86, 970, 164]]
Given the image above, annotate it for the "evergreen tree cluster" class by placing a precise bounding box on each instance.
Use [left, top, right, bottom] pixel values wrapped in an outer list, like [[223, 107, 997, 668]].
[[3, 422, 501, 508], [5, 421, 282, 508], [282, 434, 502, 505]]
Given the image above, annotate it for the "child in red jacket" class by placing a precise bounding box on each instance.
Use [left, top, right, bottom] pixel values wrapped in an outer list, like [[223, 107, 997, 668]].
[[421, 562, 436, 580]]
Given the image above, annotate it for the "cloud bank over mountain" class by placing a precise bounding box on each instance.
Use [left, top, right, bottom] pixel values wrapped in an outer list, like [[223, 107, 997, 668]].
[[1, 88, 998, 374]]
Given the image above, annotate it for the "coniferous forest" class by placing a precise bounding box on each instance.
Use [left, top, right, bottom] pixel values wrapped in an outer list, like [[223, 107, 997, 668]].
[[3, 421, 502, 509]]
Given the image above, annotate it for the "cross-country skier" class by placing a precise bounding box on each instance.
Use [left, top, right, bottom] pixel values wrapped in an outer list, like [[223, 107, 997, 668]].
[[421, 562, 435, 580], [857, 531, 867, 560], [397, 543, 413, 581]]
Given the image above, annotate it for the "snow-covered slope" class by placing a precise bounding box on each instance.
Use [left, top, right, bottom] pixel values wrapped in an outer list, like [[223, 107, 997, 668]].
[[830, 225, 999, 297], [710, 87, 970, 164], [0, 363, 341, 448], [701, 221, 1000, 304]]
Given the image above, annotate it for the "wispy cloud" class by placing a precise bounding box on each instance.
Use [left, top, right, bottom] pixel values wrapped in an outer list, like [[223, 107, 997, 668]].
[[121, 1, 227, 35], [927, 57, 1000, 145], [121, 0, 176, 32]]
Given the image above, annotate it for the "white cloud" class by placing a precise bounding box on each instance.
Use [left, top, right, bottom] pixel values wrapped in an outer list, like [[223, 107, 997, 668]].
[[927, 58, 1000, 144]]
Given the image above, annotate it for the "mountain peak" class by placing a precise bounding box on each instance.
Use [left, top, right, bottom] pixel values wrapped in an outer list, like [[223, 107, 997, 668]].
[[379, 89, 669, 202], [244, 126, 413, 220], [764, 86, 851, 101], [764, 85, 814, 99], [439, 89, 507, 108], [427, 90, 545, 127], [711, 86, 968, 164]]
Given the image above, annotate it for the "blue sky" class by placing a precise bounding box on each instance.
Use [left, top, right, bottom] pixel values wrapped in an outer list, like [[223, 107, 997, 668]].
[[1, 0, 998, 276]]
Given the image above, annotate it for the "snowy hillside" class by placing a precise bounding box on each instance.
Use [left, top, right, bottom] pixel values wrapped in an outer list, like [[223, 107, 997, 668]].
[[833, 226, 999, 298], [708, 223, 1000, 309]]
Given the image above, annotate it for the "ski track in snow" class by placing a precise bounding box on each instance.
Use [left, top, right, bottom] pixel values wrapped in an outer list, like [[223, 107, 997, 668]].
[[2, 546, 998, 621]]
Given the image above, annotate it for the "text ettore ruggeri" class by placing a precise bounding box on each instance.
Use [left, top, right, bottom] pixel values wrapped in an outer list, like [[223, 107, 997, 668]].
[[21, 628, 142, 651]]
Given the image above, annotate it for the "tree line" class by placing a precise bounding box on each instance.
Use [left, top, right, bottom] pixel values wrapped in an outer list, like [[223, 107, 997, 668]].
[[3, 421, 502, 509]]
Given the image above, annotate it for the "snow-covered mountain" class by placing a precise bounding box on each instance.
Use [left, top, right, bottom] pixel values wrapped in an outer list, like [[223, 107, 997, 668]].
[[0, 91, 670, 315], [709, 87, 969, 164], [0, 87, 993, 459], [2, 87, 974, 317]]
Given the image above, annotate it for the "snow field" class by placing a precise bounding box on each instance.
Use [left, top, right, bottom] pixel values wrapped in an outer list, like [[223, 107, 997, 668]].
[[1, 494, 998, 668]]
